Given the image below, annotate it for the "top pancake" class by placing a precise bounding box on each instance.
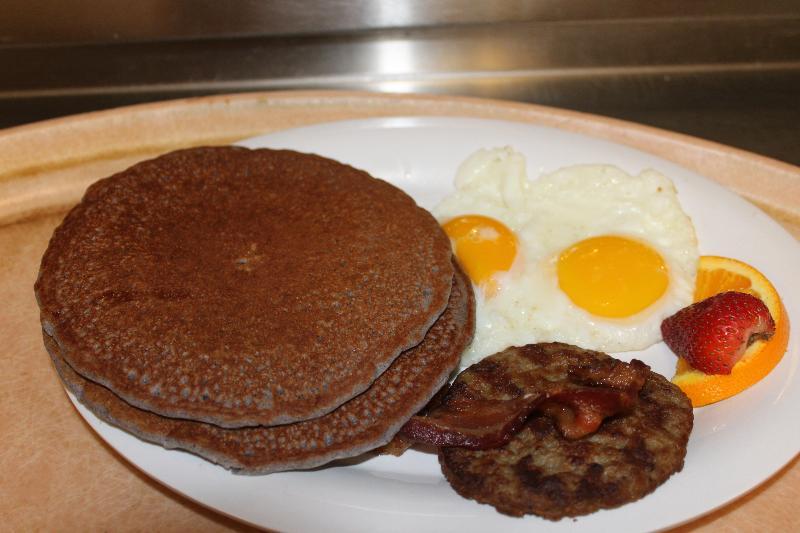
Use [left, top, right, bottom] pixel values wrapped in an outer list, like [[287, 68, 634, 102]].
[[35, 146, 454, 427]]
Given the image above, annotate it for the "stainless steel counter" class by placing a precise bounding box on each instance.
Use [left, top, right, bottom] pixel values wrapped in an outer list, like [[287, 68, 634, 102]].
[[2, 1, 799, 164]]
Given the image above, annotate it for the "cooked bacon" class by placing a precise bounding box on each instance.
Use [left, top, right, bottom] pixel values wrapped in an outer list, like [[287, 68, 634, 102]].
[[401, 391, 543, 449], [538, 386, 640, 440], [399, 349, 650, 450], [540, 358, 649, 439]]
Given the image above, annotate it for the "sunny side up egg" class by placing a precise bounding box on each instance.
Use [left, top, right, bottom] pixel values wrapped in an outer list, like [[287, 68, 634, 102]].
[[434, 147, 699, 368]]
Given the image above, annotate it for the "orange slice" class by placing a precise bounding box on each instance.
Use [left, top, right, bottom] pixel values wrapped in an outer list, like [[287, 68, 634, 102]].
[[671, 256, 789, 407]]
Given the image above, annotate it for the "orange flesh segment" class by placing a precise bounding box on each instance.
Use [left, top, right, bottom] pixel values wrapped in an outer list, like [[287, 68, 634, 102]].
[[672, 256, 790, 407], [695, 266, 754, 300]]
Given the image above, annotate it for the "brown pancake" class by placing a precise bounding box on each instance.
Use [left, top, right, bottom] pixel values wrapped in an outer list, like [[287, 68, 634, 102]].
[[46, 267, 474, 474], [35, 146, 454, 427], [438, 343, 693, 520]]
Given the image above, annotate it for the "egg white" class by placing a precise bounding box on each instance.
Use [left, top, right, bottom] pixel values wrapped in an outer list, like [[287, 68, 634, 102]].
[[435, 147, 699, 367]]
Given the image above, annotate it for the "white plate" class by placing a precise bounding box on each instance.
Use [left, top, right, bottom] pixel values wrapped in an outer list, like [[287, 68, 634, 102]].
[[69, 117, 800, 532]]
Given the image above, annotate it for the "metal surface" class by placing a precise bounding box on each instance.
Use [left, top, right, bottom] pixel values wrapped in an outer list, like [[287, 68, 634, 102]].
[[6, 1, 798, 45], [2, 1, 799, 164]]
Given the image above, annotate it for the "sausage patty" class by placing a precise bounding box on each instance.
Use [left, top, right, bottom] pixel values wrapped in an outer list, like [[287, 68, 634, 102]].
[[438, 343, 693, 519]]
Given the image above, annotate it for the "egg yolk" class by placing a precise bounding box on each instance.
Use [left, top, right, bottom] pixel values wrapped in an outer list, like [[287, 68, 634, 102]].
[[443, 215, 517, 296], [557, 235, 668, 318]]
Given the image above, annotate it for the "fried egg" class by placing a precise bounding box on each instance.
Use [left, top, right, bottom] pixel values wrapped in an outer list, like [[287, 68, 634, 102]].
[[434, 147, 699, 367]]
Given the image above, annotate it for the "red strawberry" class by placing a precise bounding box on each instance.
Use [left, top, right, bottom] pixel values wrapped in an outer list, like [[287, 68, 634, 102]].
[[661, 291, 775, 375]]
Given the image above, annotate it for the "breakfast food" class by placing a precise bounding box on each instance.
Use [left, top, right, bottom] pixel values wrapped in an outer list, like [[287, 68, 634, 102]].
[[401, 346, 650, 449], [432, 344, 693, 519], [668, 256, 790, 406], [44, 266, 474, 473], [35, 146, 454, 428], [435, 148, 699, 367], [662, 291, 775, 374], [39, 135, 790, 527]]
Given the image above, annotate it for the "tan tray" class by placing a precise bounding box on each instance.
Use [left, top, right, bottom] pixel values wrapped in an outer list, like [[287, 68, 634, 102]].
[[2, 91, 798, 531]]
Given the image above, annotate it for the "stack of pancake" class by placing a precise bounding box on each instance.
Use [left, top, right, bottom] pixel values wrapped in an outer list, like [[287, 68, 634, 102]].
[[35, 146, 475, 474]]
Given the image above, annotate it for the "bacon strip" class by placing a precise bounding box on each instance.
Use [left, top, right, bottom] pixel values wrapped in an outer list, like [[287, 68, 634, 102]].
[[401, 392, 543, 449], [538, 386, 640, 440], [400, 357, 650, 449], [542, 358, 649, 439]]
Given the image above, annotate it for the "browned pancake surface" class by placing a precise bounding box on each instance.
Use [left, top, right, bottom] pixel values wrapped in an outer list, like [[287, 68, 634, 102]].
[[438, 343, 693, 520], [47, 267, 474, 474], [35, 146, 454, 427]]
